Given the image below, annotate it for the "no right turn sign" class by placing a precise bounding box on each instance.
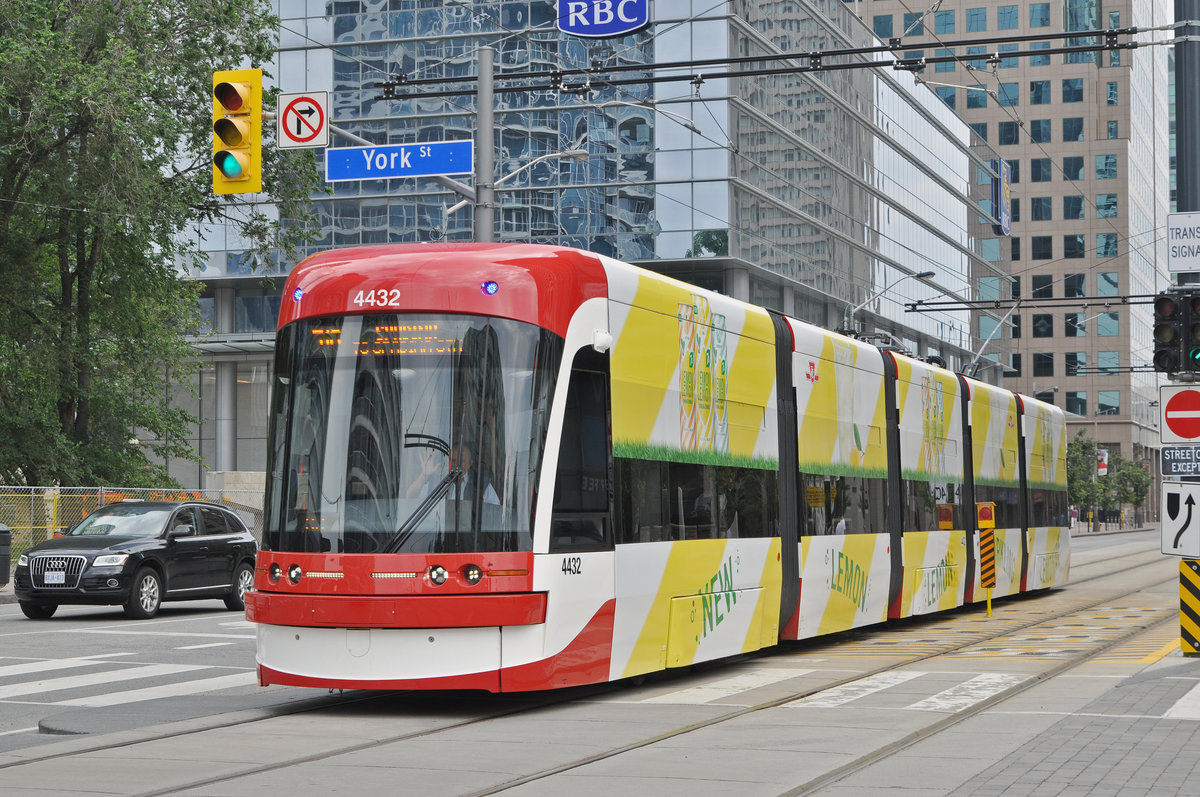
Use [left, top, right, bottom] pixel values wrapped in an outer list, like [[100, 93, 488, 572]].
[[277, 92, 328, 150]]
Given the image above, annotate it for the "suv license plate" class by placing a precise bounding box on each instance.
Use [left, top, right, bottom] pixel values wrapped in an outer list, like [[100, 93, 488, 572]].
[[44, 571, 65, 585]]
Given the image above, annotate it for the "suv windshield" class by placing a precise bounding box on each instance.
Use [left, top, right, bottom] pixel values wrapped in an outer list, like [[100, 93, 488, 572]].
[[264, 314, 562, 554], [70, 505, 169, 538]]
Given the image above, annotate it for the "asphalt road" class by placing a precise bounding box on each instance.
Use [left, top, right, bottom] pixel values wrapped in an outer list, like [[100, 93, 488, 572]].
[[0, 598, 320, 752]]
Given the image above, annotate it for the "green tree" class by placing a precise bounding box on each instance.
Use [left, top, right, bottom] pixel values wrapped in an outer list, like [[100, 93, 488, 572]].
[[1066, 430, 1102, 511], [1067, 431, 1152, 527], [0, 1, 319, 486], [685, 229, 729, 257]]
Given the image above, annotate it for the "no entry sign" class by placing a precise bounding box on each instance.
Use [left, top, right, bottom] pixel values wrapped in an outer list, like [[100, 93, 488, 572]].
[[1162, 385, 1200, 443]]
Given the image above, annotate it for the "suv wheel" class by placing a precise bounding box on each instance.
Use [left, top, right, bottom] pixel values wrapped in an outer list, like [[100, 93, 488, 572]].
[[224, 562, 254, 611], [19, 601, 58, 620], [125, 567, 162, 619]]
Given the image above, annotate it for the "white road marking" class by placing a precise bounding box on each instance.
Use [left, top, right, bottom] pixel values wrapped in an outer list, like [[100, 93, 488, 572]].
[[0, 663, 207, 700], [906, 673, 1024, 712], [641, 668, 816, 704], [77, 629, 253, 639], [0, 655, 133, 678], [786, 671, 927, 708], [0, 726, 39, 737], [1163, 681, 1200, 719], [52, 671, 258, 707], [174, 642, 237, 650]]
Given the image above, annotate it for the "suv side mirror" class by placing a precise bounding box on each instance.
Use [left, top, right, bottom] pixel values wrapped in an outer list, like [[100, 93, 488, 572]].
[[168, 524, 197, 539]]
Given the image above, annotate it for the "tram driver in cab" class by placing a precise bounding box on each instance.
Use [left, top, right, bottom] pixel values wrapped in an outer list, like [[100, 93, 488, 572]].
[[406, 438, 500, 506]]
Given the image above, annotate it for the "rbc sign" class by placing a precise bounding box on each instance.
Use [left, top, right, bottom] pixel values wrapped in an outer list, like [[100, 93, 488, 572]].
[[557, 0, 649, 38]]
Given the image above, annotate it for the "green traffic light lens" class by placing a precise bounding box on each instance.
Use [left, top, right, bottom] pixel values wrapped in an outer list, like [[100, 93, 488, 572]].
[[213, 151, 244, 179]]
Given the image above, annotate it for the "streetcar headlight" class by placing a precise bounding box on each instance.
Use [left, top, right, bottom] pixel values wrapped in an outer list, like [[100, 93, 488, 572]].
[[428, 564, 448, 585], [269, 563, 282, 583], [288, 564, 303, 584], [462, 564, 483, 585]]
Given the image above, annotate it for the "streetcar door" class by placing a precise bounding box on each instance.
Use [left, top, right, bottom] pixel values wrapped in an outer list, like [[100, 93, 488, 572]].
[[543, 349, 615, 683], [549, 352, 614, 552]]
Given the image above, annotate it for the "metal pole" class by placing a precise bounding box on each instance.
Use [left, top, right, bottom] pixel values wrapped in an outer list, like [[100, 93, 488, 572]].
[[475, 46, 495, 243], [1178, 0, 1200, 214]]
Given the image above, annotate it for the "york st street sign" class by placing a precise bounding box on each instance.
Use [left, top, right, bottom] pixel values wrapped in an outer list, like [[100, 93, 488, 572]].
[[325, 140, 473, 182]]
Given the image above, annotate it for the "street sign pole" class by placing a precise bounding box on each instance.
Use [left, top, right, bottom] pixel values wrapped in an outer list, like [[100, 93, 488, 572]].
[[475, 46, 494, 243]]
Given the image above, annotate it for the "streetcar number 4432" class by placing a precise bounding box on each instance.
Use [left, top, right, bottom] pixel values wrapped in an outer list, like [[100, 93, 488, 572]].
[[561, 557, 582, 575], [352, 288, 401, 308]]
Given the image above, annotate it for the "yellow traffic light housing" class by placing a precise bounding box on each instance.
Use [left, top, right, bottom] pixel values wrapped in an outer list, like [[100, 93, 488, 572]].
[[212, 69, 262, 194]]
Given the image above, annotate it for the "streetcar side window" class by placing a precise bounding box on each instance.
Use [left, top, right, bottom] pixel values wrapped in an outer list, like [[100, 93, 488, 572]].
[[549, 354, 613, 553], [1029, 486, 1068, 527], [616, 460, 778, 542], [974, 484, 1023, 528], [900, 479, 967, 533], [799, 473, 886, 535]]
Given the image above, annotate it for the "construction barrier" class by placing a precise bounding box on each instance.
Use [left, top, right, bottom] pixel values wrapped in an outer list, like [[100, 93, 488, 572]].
[[0, 486, 264, 571]]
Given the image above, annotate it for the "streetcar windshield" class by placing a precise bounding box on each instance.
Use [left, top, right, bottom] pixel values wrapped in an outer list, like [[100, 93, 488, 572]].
[[264, 314, 562, 554]]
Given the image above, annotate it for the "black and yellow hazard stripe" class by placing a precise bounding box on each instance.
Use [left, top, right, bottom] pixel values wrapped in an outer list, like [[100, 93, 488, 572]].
[[1181, 560, 1200, 655], [980, 528, 996, 590]]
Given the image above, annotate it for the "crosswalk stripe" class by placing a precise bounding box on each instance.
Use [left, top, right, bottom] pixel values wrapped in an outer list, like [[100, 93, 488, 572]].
[[52, 671, 258, 707], [0, 663, 207, 700], [78, 630, 254, 639], [787, 670, 927, 708], [641, 668, 816, 704], [0, 656, 127, 679], [906, 673, 1024, 712]]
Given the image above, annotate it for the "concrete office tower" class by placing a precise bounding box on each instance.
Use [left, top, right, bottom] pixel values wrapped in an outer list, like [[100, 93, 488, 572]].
[[175, 1, 1009, 490], [859, 0, 1170, 492]]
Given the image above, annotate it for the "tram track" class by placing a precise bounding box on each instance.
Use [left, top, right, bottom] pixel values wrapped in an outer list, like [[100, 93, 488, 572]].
[[0, 544, 1177, 797]]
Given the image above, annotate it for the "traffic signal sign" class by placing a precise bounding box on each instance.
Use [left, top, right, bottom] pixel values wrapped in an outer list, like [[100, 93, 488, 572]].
[[1154, 291, 1183, 373], [212, 69, 262, 194]]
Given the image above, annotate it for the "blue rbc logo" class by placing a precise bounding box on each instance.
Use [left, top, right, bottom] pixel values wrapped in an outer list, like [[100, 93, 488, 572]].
[[557, 0, 650, 38]]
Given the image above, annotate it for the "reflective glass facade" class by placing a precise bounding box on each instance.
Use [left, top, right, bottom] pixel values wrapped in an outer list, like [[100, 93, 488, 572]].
[[179, 0, 1007, 487]]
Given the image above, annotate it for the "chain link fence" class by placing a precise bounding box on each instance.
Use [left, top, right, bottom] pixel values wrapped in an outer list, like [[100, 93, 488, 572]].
[[1, 487, 265, 577]]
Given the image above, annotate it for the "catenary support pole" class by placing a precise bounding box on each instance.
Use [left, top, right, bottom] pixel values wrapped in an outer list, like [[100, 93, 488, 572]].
[[475, 47, 495, 243]]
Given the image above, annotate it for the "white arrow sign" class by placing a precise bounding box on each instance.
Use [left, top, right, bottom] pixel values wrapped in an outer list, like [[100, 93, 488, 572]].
[[1163, 481, 1200, 558]]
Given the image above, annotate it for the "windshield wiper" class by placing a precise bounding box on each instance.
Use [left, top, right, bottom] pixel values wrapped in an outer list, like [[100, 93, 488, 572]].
[[381, 467, 464, 554]]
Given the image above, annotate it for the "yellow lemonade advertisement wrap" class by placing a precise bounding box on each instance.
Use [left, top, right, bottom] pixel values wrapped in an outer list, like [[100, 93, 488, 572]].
[[606, 267, 777, 469], [791, 324, 887, 476], [967, 379, 1021, 488]]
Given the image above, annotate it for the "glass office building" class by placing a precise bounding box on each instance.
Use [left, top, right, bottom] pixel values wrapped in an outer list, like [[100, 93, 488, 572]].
[[176, 0, 1007, 489], [861, 0, 1171, 507]]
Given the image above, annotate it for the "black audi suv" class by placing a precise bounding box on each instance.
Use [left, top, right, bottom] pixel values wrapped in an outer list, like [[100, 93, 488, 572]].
[[13, 500, 257, 620]]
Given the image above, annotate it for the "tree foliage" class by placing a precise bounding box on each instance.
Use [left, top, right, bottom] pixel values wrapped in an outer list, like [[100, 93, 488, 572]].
[[1066, 430, 1152, 517], [0, 1, 319, 486]]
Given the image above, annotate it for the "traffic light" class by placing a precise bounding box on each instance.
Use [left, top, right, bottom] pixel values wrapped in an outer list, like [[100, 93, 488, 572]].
[[1153, 291, 1183, 373], [1187, 294, 1200, 371], [212, 69, 262, 194]]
